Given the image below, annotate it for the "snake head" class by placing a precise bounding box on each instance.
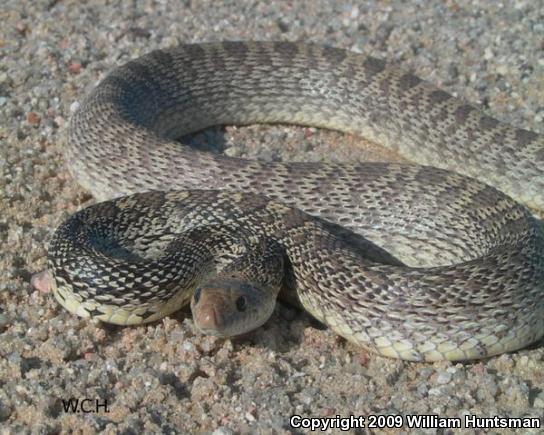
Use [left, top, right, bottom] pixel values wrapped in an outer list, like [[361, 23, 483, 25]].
[[190, 275, 278, 337]]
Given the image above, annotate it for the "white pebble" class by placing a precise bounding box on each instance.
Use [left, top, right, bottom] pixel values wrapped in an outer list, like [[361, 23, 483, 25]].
[[436, 371, 452, 384], [70, 101, 80, 113]]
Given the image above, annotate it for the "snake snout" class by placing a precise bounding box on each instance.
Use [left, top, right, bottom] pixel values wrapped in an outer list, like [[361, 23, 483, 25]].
[[192, 298, 226, 334]]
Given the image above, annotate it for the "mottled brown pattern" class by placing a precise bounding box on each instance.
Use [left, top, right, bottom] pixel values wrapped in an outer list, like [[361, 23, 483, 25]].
[[52, 41, 544, 362]]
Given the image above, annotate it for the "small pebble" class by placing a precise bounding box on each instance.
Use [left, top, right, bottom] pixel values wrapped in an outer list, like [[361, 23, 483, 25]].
[[26, 112, 41, 125], [533, 391, 544, 408], [436, 370, 452, 384], [0, 313, 9, 331], [69, 101, 80, 113], [0, 402, 12, 422]]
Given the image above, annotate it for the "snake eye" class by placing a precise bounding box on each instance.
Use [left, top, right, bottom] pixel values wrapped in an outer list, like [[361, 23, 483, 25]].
[[193, 288, 202, 304], [236, 296, 247, 312]]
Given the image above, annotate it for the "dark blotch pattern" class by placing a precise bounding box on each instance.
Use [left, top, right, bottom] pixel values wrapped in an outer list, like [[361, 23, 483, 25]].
[[398, 73, 422, 91], [454, 104, 475, 124], [321, 45, 347, 65], [479, 115, 499, 130], [362, 57, 386, 76], [515, 128, 538, 147], [221, 40, 250, 60], [429, 89, 451, 104], [148, 49, 175, 71], [272, 41, 300, 58]]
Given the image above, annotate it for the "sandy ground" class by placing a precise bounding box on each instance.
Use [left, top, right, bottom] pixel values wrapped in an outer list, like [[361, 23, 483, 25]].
[[1, 0, 543, 433]]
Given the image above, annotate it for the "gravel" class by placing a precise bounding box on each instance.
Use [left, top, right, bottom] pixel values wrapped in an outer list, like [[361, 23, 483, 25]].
[[1, 0, 543, 433]]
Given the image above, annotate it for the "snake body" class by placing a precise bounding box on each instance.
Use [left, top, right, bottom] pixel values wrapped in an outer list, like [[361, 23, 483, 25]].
[[48, 41, 544, 361]]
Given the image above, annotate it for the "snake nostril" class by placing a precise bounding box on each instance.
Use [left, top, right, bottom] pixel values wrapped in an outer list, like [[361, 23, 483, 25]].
[[236, 295, 247, 312], [193, 287, 202, 304]]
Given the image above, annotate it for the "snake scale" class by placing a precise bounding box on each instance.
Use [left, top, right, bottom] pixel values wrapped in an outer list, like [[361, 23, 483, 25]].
[[45, 41, 544, 362]]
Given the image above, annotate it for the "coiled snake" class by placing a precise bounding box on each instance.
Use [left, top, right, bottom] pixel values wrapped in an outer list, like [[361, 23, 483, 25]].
[[37, 42, 544, 361]]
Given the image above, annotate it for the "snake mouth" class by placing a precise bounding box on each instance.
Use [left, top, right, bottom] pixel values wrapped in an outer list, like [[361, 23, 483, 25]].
[[196, 328, 231, 338]]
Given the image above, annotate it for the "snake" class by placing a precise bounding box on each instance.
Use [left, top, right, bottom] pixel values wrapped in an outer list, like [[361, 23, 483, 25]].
[[39, 41, 544, 362]]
